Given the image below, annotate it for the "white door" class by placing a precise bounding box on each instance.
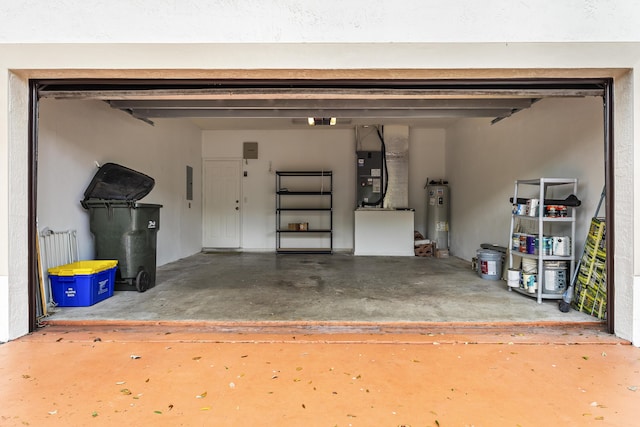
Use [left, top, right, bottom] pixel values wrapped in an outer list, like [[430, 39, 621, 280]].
[[203, 159, 241, 248]]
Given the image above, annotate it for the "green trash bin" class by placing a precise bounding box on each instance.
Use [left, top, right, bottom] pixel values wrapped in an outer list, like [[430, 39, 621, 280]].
[[82, 163, 162, 292]]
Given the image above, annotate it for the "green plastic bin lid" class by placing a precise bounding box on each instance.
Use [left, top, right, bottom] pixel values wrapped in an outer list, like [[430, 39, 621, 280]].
[[48, 260, 118, 276]]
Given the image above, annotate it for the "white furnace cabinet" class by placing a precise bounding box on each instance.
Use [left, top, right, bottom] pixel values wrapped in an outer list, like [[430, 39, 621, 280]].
[[354, 208, 415, 256]]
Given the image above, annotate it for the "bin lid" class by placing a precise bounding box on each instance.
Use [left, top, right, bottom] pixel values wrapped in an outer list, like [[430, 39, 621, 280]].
[[82, 200, 163, 209], [48, 260, 118, 276], [82, 163, 155, 203]]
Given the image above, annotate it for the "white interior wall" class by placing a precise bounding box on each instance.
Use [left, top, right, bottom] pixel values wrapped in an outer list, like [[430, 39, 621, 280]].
[[202, 128, 447, 250], [409, 128, 446, 237], [446, 97, 605, 262], [37, 100, 203, 267], [202, 129, 356, 251]]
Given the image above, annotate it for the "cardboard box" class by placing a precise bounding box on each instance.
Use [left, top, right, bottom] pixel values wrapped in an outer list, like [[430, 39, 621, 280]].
[[415, 243, 434, 257], [288, 222, 309, 231], [436, 249, 450, 258]]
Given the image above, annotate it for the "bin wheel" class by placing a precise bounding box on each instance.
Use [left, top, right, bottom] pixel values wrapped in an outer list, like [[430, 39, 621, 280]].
[[136, 270, 150, 293]]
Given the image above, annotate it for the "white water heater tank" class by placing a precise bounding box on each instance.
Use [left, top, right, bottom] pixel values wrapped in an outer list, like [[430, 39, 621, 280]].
[[426, 182, 450, 250]]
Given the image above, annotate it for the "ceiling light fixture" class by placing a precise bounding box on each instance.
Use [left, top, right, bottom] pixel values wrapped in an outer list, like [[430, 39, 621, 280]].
[[307, 117, 337, 126]]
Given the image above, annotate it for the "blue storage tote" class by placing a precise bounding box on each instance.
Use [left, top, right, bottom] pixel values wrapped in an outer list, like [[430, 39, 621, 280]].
[[48, 260, 118, 307]]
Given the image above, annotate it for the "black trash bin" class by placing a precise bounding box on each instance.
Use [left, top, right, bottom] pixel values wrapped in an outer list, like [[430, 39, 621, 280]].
[[82, 163, 162, 292]]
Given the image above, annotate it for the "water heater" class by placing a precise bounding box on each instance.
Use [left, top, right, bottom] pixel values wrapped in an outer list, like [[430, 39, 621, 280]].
[[426, 182, 450, 250]]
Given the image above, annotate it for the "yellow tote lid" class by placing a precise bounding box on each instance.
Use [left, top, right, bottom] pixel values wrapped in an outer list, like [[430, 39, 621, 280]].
[[48, 260, 118, 276]]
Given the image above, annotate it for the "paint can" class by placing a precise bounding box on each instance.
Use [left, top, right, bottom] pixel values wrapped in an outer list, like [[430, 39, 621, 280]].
[[521, 258, 538, 274], [527, 199, 540, 217], [519, 234, 529, 253], [552, 236, 571, 256], [522, 273, 537, 294], [543, 262, 567, 294], [512, 204, 527, 215], [526, 235, 537, 254], [476, 249, 503, 280], [541, 236, 553, 256], [507, 268, 521, 288], [545, 205, 568, 217], [511, 233, 521, 251]]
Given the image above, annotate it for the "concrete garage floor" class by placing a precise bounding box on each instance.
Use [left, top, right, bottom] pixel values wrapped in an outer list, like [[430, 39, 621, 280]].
[[47, 252, 598, 324]]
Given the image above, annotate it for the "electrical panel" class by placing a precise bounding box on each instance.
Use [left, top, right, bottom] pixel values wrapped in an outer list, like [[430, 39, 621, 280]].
[[243, 142, 258, 159], [186, 165, 193, 200], [356, 151, 383, 207]]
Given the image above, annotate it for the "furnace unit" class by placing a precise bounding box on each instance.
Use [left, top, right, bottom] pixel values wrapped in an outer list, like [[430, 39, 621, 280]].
[[356, 151, 383, 207]]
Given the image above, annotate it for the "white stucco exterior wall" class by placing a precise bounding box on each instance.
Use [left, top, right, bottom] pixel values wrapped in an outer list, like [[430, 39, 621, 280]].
[[0, 1, 639, 343], [3, 73, 30, 341], [1, 1, 639, 43]]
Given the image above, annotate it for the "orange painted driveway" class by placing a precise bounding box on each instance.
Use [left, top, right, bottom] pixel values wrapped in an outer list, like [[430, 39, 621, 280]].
[[1, 322, 638, 426]]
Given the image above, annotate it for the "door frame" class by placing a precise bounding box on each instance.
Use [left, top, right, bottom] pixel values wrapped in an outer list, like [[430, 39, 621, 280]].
[[28, 76, 616, 333]]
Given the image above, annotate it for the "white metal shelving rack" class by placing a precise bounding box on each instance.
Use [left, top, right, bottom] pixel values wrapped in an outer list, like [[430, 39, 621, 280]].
[[508, 178, 578, 303], [275, 171, 333, 254]]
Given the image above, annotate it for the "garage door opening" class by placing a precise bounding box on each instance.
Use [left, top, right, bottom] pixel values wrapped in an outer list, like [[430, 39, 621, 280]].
[[28, 77, 614, 333]]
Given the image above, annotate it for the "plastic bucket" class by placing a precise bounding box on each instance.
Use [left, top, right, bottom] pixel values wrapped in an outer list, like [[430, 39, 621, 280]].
[[543, 261, 568, 294], [522, 258, 538, 274], [477, 249, 503, 280], [541, 236, 553, 255], [507, 268, 521, 288], [522, 273, 537, 293], [552, 236, 571, 256]]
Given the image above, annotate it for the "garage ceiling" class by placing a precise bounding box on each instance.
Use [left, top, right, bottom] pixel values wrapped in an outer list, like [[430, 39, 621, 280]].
[[107, 97, 538, 129], [36, 78, 606, 130]]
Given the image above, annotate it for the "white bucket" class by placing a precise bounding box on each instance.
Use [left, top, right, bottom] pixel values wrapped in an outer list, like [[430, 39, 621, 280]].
[[543, 261, 568, 294], [521, 258, 538, 274], [507, 268, 521, 288], [522, 273, 537, 293], [476, 249, 503, 281], [552, 236, 571, 256]]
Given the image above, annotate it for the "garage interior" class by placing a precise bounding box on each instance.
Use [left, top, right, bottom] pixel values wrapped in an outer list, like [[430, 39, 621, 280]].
[[34, 78, 609, 327]]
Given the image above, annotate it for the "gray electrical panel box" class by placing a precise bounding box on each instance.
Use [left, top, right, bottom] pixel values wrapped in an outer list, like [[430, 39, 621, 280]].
[[186, 165, 193, 200], [243, 142, 258, 159], [356, 150, 383, 207]]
